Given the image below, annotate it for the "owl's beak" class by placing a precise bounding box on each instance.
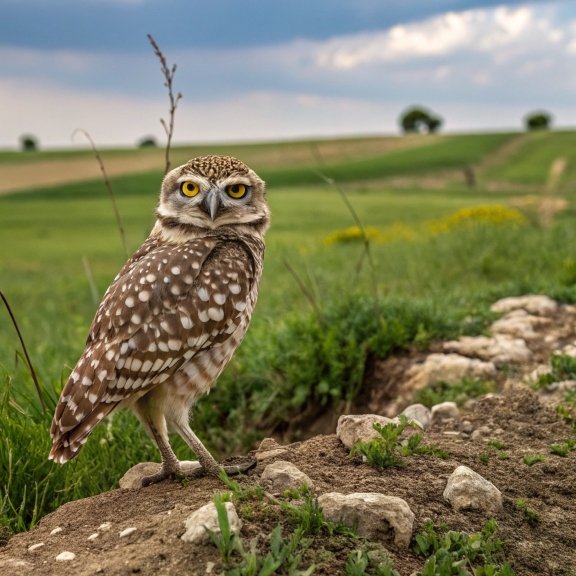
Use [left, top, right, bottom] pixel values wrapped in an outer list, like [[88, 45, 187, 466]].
[[204, 189, 220, 221]]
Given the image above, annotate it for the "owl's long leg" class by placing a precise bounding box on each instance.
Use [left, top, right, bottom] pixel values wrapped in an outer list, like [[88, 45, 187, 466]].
[[132, 399, 181, 486], [172, 418, 256, 477], [140, 417, 182, 487]]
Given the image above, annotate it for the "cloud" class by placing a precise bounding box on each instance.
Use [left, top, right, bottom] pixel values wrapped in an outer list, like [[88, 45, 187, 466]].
[[3, 2, 576, 148], [313, 5, 566, 69]]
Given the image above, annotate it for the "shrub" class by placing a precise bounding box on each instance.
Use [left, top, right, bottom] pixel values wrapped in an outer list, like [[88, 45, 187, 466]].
[[524, 111, 552, 131]]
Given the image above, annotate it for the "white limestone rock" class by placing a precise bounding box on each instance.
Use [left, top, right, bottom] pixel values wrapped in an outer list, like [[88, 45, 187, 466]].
[[336, 414, 398, 449], [404, 354, 496, 391], [490, 311, 550, 341], [490, 295, 558, 316], [119, 460, 202, 489], [318, 492, 414, 549], [55, 551, 76, 561], [431, 402, 460, 426], [443, 334, 531, 365], [400, 404, 431, 429], [261, 460, 314, 492], [181, 501, 242, 544], [443, 465, 503, 516]]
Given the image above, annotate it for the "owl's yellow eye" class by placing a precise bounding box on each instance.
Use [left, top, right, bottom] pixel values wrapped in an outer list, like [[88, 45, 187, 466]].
[[225, 183, 248, 199], [180, 181, 200, 197]]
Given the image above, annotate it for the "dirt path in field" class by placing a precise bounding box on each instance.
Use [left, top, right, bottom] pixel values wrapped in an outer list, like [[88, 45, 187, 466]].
[[0, 134, 443, 197], [0, 153, 165, 196]]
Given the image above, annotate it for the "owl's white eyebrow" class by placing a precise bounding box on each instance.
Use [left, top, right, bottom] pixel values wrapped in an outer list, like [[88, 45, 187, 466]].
[[219, 176, 252, 187], [176, 176, 210, 187]]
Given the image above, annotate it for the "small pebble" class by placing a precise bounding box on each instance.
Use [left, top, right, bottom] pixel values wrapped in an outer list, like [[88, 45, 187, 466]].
[[49, 527, 63, 536], [56, 551, 76, 561], [28, 542, 45, 552], [119, 527, 137, 538], [98, 522, 112, 532], [87, 533, 99, 541]]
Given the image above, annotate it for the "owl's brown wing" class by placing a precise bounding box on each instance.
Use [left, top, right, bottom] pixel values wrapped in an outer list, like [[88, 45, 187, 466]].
[[49, 237, 256, 463]]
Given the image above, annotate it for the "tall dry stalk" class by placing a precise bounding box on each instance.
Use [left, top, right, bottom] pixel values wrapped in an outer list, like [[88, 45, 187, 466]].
[[147, 33, 182, 175], [310, 144, 380, 301], [0, 290, 46, 412]]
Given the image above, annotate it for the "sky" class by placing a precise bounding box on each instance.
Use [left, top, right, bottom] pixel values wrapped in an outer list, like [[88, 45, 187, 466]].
[[2, 0, 576, 149]]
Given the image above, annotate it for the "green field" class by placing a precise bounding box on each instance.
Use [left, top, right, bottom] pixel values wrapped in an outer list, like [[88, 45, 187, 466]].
[[1, 130, 576, 533]]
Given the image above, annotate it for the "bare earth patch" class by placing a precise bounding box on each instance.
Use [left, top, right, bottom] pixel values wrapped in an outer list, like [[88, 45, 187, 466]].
[[1, 385, 575, 575], [0, 153, 164, 195]]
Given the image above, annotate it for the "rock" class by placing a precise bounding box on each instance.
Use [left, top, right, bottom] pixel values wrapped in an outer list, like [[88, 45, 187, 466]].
[[119, 460, 202, 489], [442, 334, 532, 365], [261, 460, 314, 492], [460, 420, 474, 434], [119, 527, 137, 538], [430, 401, 460, 426], [87, 533, 99, 541], [318, 492, 414, 549], [257, 437, 281, 451], [560, 343, 576, 357], [336, 414, 398, 449], [27, 543, 45, 552], [400, 404, 431, 429], [49, 527, 63, 536], [490, 295, 558, 316], [181, 501, 241, 544], [443, 466, 503, 516], [490, 311, 550, 341], [403, 354, 496, 391], [55, 551, 76, 561], [98, 522, 112, 532]]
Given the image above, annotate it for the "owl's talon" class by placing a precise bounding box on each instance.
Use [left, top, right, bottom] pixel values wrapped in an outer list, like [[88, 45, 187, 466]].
[[221, 457, 257, 476], [140, 464, 181, 487]]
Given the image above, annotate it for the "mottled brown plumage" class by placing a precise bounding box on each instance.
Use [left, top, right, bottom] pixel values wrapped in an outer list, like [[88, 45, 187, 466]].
[[49, 155, 270, 485]]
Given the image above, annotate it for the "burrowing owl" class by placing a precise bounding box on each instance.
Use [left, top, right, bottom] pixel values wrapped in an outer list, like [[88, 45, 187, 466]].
[[49, 155, 270, 486]]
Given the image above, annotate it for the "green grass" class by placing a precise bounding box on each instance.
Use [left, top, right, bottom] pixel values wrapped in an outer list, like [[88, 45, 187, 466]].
[[414, 520, 514, 575], [1, 131, 576, 534], [483, 130, 576, 188], [350, 417, 448, 469]]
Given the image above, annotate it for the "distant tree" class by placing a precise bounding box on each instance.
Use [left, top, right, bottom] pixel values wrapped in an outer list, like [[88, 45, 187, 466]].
[[399, 106, 443, 134], [20, 134, 39, 152], [525, 111, 552, 131], [138, 136, 158, 148]]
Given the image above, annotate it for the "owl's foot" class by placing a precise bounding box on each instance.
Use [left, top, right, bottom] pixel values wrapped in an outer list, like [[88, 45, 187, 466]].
[[140, 460, 203, 487]]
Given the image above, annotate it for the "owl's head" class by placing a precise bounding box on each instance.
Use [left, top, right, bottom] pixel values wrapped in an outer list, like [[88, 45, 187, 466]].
[[155, 155, 270, 236]]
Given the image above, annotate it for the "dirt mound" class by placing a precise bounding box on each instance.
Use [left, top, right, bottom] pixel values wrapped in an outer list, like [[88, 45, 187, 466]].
[[1, 385, 575, 575]]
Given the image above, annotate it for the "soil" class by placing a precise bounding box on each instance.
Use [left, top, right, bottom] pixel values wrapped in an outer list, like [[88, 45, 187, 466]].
[[1, 383, 575, 576]]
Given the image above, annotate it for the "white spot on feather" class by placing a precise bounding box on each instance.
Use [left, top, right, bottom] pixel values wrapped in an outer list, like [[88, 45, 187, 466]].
[[208, 307, 224, 321], [198, 287, 209, 301], [168, 339, 182, 351], [138, 291, 150, 302]]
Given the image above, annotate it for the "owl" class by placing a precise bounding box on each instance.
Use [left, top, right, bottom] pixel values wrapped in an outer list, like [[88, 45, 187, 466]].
[[49, 155, 270, 486]]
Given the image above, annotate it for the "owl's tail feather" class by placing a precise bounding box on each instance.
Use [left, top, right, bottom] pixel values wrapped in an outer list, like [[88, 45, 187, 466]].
[[49, 403, 116, 464]]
